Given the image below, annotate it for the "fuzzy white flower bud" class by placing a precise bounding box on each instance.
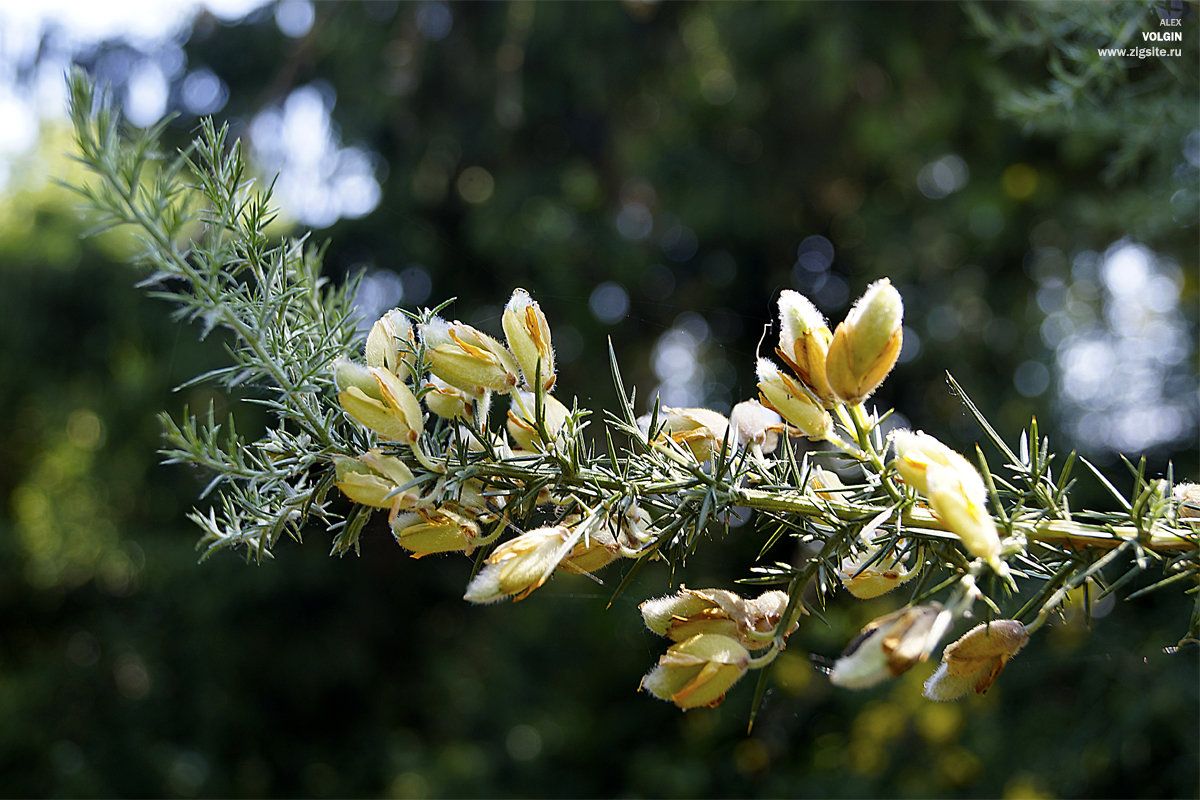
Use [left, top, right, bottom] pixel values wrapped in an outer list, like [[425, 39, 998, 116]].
[[502, 288, 556, 392], [756, 359, 832, 441], [830, 604, 951, 689], [777, 290, 838, 406], [422, 317, 521, 395], [923, 620, 1029, 701], [825, 278, 903, 405], [729, 399, 787, 454], [639, 633, 751, 710]]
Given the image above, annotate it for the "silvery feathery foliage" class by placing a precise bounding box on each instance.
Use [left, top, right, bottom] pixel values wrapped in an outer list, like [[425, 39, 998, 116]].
[[67, 70, 370, 560]]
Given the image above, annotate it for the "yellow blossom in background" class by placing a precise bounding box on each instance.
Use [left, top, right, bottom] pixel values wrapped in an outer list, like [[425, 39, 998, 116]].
[[423, 375, 487, 421], [507, 389, 571, 452], [558, 526, 621, 575], [836, 542, 918, 600], [729, 399, 787, 454], [807, 465, 846, 499], [391, 508, 480, 557], [640, 406, 731, 461]]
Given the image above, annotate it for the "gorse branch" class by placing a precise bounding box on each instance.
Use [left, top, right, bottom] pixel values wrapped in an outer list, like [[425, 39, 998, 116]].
[[67, 69, 363, 558], [66, 70, 1198, 714]]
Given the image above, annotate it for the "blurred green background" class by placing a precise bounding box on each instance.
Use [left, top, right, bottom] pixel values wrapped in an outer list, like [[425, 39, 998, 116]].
[[0, 1, 1197, 797]]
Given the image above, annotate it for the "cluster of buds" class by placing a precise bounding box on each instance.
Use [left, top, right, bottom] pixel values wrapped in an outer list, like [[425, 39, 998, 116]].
[[638, 587, 798, 709], [636, 281, 902, 463], [329, 281, 1033, 709], [829, 605, 1031, 701], [756, 280, 904, 440], [333, 447, 497, 557], [639, 401, 788, 461], [462, 502, 659, 604], [333, 289, 657, 600]]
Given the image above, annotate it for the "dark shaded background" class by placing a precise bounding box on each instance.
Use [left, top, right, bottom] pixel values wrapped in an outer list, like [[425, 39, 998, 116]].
[[1, 2, 1197, 797]]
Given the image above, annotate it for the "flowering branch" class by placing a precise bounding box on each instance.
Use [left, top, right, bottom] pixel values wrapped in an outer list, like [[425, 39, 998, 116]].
[[66, 70, 1198, 717]]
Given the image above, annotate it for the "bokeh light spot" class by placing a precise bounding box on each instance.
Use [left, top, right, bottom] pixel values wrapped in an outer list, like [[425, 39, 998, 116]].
[[1002, 163, 1038, 200], [275, 0, 314, 38], [456, 166, 495, 205], [66, 409, 105, 450], [589, 282, 629, 325], [505, 724, 543, 761], [918, 154, 968, 199]]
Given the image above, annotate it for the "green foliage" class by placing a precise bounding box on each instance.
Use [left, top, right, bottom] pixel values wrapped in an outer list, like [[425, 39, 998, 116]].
[[68, 73, 366, 559], [967, 0, 1199, 235]]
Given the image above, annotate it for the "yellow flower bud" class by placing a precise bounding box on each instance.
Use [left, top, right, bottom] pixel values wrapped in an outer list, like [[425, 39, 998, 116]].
[[640, 407, 732, 461], [333, 450, 418, 509], [423, 375, 488, 421], [506, 389, 571, 452], [365, 309, 416, 377], [776, 290, 838, 406], [333, 358, 380, 398], [423, 317, 521, 395], [391, 508, 480, 557], [337, 366, 424, 444], [756, 359, 832, 441], [889, 429, 1006, 573], [836, 540, 918, 600], [923, 620, 1029, 701], [639, 633, 751, 710], [559, 527, 621, 575], [925, 463, 1005, 575], [825, 278, 903, 405], [502, 288, 556, 392], [889, 429, 983, 497], [729, 399, 786, 454], [639, 587, 799, 649], [463, 525, 573, 604], [807, 466, 846, 499], [830, 603, 951, 689]]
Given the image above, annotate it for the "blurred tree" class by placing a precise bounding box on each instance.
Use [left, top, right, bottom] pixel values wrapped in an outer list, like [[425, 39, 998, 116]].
[[0, 1, 1195, 798]]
